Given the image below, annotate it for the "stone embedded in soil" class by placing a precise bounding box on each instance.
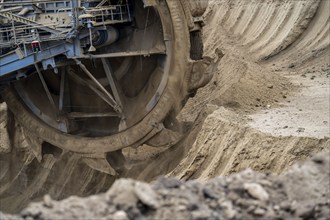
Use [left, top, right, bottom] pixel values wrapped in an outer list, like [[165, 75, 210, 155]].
[[297, 127, 305, 132], [134, 182, 159, 209], [42, 195, 53, 208], [288, 63, 295, 68], [112, 211, 129, 220], [191, 209, 213, 220], [202, 187, 218, 199], [0, 212, 23, 220], [243, 183, 270, 201], [293, 202, 317, 219], [221, 201, 236, 219], [253, 207, 266, 216], [312, 154, 325, 164], [106, 179, 138, 208]]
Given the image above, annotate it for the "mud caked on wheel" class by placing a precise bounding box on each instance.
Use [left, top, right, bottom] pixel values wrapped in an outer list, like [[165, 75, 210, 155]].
[[0, 0, 208, 174]]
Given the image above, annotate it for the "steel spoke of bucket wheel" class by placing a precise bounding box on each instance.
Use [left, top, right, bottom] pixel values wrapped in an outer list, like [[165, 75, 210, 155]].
[[73, 58, 123, 115]]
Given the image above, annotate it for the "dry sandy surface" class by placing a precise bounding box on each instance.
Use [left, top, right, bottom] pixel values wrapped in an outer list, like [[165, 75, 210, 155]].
[[1, 0, 330, 215]]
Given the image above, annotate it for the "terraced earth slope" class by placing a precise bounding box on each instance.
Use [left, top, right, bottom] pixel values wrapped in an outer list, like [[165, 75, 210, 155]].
[[165, 0, 330, 180]]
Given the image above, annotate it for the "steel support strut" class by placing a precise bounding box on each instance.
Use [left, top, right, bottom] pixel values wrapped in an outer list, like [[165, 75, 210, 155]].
[[73, 58, 123, 115], [34, 63, 57, 111], [101, 58, 123, 109]]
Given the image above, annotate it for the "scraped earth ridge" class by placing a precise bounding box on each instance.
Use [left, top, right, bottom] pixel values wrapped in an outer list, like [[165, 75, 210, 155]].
[[0, 0, 329, 214]]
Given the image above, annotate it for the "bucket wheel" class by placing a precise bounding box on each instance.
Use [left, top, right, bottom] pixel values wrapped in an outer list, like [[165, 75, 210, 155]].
[[2, 0, 191, 174]]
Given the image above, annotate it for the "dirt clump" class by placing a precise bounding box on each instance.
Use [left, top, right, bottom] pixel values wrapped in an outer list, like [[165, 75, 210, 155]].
[[1, 151, 329, 220]]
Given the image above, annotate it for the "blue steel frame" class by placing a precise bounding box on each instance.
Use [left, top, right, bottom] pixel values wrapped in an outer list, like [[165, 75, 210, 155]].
[[0, 0, 81, 79]]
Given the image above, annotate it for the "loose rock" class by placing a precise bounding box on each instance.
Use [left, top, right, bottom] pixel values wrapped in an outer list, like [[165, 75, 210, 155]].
[[221, 201, 236, 219], [243, 183, 269, 201], [134, 182, 159, 209], [253, 207, 266, 216], [106, 179, 138, 208], [112, 211, 129, 220], [43, 195, 53, 208]]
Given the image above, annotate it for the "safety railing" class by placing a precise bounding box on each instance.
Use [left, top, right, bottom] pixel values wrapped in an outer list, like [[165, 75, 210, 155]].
[[85, 4, 132, 25], [0, 1, 132, 48], [0, 23, 67, 48]]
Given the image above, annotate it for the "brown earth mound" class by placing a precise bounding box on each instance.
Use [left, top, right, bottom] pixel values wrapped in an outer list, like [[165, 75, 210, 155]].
[[1, 151, 329, 220]]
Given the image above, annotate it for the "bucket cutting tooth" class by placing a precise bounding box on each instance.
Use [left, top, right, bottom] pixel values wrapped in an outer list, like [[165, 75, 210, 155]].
[[82, 155, 117, 175], [41, 154, 57, 170], [24, 131, 43, 162]]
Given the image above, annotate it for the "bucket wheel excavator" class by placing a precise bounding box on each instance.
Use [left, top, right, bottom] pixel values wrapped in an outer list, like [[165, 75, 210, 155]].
[[0, 0, 210, 175]]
